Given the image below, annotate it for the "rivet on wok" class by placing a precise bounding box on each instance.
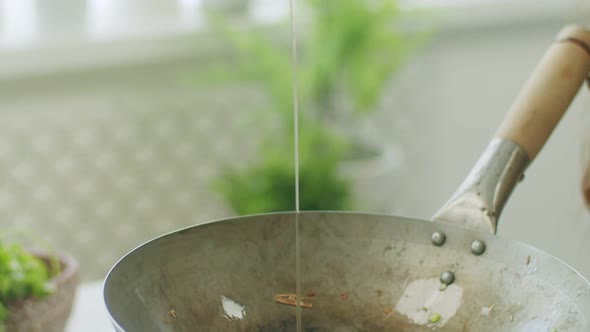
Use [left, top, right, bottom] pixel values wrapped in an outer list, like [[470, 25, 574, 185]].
[[440, 271, 455, 285], [471, 240, 486, 255], [431, 231, 446, 246]]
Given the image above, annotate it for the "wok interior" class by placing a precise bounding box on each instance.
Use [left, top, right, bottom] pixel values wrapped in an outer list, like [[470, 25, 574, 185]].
[[104, 213, 590, 331]]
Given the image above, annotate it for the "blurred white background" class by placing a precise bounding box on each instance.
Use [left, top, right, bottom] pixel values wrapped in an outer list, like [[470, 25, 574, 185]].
[[1, 0, 590, 330]]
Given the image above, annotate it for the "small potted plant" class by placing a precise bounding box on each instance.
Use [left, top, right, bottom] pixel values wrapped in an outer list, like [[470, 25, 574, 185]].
[[204, 0, 430, 213], [0, 232, 79, 332]]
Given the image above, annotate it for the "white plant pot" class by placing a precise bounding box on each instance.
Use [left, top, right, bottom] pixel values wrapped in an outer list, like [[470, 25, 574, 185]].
[[339, 143, 405, 214]]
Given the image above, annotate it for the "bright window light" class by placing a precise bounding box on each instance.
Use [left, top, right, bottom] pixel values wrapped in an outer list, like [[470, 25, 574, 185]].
[[0, 0, 38, 47]]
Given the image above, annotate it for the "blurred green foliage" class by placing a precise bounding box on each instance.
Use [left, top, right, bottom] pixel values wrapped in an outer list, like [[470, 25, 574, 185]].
[[214, 124, 352, 213], [206, 0, 429, 215]]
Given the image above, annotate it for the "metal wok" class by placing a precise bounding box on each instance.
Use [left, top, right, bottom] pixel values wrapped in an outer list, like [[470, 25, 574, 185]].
[[104, 25, 590, 331]]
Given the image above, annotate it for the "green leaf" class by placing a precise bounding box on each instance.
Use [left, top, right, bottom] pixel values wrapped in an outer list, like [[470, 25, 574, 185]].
[[0, 303, 6, 321]]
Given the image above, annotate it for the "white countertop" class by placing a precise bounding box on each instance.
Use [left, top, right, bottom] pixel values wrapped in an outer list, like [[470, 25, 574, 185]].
[[66, 281, 114, 332]]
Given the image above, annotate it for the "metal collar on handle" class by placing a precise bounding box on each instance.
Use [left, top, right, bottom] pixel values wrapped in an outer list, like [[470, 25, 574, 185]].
[[432, 138, 529, 234]]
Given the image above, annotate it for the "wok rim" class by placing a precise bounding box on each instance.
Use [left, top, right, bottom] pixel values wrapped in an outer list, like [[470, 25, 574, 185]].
[[103, 210, 590, 331]]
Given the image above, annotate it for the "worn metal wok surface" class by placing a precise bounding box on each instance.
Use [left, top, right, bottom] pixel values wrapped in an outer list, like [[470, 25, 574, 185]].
[[104, 212, 590, 331]]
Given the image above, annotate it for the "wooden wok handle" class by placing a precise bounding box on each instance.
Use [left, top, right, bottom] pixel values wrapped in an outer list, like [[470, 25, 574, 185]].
[[433, 25, 590, 234], [495, 25, 590, 161]]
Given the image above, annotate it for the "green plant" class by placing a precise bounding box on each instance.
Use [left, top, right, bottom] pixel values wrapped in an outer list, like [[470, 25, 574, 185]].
[[214, 124, 353, 214], [0, 232, 58, 331], [205, 0, 430, 214]]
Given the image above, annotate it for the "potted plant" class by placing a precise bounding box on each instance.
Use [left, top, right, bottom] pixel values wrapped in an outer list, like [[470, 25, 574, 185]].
[[0, 232, 78, 332], [203, 0, 430, 213]]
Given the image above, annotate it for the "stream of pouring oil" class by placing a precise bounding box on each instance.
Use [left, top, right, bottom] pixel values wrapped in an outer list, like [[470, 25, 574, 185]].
[[288, 0, 302, 331]]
